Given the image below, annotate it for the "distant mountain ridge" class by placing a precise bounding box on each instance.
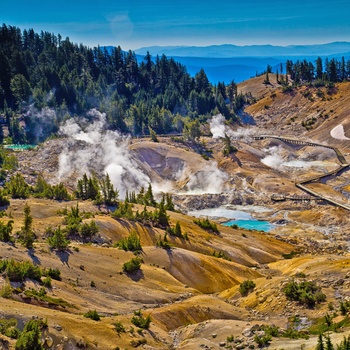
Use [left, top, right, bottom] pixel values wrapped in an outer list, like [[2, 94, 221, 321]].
[[135, 42, 350, 58]]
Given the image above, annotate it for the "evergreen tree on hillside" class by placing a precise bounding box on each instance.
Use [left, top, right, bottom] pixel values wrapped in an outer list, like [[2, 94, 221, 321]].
[[18, 203, 35, 248], [98, 173, 118, 206]]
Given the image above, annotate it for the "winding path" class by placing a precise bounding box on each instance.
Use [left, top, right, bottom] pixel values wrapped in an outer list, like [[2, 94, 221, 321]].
[[255, 135, 350, 210]]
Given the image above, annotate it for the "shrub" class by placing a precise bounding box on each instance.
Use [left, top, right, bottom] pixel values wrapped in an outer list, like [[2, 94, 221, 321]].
[[115, 231, 142, 252], [123, 257, 142, 274], [15, 319, 46, 350], [114, 321, 126, 335], [130, 339, 147, 347], [239, 280, 256, 296], [131, 310, 151, 329], [42, 267, 61, 281], [0, 277, 13, 298], [17, 203, 36, 249], [84, 310, 100, 321], [47, 226, 70, 251], [254, 334, 272, 347], [282, 251, 298, 259], [64, 204, 82, 235], [0, 318, 20, 339], [0, 189, 10, 207], [42, 276, 52, 288], [0, 259, 42, 282], [24, 288, 74, 309], [283, 280, 326, 307], [5, 173, 30, 199], [193, 217, 219, 233], [156, 233, 172, 249], [79, 220, 99, 240], [167, 221, 183, 238], [0, 220, 14, 242], [212, 250, 231, 261]]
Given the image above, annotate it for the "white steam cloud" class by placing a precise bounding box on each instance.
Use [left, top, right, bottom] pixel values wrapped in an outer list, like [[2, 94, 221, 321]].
[[24, 105, 58, 143], [58, 109, 229, 198], [209, 114, 226, 138], [209, 114, 255, 142], [58, 109, 150, 198], [183, 162, 228, 194], [261, 146, 336, 171]]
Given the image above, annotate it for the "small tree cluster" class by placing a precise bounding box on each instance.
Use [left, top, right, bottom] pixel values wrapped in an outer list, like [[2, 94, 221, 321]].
[[125, 187, 175, 211], [84, 309, 101, 321], [193, 217, 219, 233], [47, 226, 70, 251], [283, 280, 326, 308], [0, 317, 20, 339], [113, 199, 169, 228], [15, 319, 47, 350], [33, 175, 70, 200], [222, 133, 237, 156], [76, 173, 118, 205], [75, 173, 99, 200], [167, 221, 183, 237], [0, 259, 42, 282], [123, 257, 142, 274], [131, 310, 151, 329], [0, 220, 13, 242], [115, 231, 142, 252], [239, 280, 256, 296], [6, 173, 30, 199], [62, 203, 99, 241], [156, 233, 172, 249]]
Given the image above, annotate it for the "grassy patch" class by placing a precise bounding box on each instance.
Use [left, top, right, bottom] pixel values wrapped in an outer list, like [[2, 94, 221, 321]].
[[24, 288, 76, 309]]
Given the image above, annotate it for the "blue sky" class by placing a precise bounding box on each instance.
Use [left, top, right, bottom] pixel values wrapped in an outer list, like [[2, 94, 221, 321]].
[[2, 0, 350, 50]]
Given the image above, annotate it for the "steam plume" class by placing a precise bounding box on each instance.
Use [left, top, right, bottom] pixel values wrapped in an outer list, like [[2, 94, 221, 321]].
[[58, 109, 149, 198]]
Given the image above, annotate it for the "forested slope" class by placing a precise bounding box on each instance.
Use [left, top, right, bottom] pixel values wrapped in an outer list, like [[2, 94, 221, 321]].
[[0, 24, 242, 144]]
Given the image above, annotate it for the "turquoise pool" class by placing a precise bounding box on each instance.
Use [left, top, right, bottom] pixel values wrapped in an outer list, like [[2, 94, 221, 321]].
[[4, 144, 36, 151], [222, 219, 275, 232], [188, 206, 275, 232]]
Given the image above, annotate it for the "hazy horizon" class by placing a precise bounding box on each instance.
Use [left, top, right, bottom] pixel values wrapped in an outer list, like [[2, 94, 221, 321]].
[[2, 0, 350, 51]]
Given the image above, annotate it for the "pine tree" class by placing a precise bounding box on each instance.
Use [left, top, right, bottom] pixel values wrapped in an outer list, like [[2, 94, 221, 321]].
[[15, 319, 44, 350], [153, 196, 169, 227], [165, 193, 175, 211], [0, 220, 13, 242], [325, 335, 334, 350], [18, 203, 35, 249], [48, 226, 70, 251], [264, 70, 270, 84], [98, 173, 118, 205], [6, 173, 30, 199], [174, 221, 182, 237], [144, 183, 156, 207], [316, 334, 325, 350]]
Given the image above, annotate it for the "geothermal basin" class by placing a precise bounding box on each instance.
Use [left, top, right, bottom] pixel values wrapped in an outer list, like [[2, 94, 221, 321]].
[[188, 205, 276, 232]]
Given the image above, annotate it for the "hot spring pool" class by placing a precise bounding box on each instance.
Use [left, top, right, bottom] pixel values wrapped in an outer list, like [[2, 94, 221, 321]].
[[222, 219, 275, 232], [188, 206, 275, 232]]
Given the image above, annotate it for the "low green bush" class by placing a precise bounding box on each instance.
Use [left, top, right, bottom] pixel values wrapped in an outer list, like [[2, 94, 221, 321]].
[[239, 280, 256, 296], [123, 257, 142, 274], [131, 310, 151, 329], [84, 310, 100, 321]]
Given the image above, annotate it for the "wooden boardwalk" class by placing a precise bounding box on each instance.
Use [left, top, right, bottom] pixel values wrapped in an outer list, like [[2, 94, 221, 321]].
[[255, 135, 350, 210]]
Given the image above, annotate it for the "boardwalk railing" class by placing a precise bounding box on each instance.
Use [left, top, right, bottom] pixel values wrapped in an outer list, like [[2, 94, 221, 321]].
[[255, 135, 350, 210]]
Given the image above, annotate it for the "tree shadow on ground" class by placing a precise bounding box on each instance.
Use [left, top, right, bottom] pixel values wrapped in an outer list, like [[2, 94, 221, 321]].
[[54, 249, 72, 267], [126, 269, 144, 282], [27, 248, 41, 265]]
